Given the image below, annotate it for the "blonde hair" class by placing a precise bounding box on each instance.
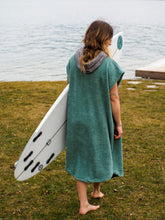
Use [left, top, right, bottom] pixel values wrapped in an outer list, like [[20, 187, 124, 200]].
[[80, 20, 113, 73]]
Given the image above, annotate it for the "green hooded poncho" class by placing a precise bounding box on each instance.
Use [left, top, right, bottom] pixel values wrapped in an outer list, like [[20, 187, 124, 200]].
[[66, 48, 124, 183]]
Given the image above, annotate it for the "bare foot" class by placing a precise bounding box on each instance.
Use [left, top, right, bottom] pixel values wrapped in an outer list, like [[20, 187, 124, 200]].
[[79, 204, 100, 215], [91, 191, 104, 199]]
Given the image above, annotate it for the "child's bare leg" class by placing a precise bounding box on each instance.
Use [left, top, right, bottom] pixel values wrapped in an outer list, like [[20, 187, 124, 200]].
[[76, 180, 100, 215], [91, 182, 104, 199]]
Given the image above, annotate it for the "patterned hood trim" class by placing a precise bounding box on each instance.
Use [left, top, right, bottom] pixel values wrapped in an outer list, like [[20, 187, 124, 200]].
[[75, 47, 107, 73]]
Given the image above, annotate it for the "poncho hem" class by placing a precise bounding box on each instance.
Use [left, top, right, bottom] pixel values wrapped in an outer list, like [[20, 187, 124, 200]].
[[66, 168, 124, 183]]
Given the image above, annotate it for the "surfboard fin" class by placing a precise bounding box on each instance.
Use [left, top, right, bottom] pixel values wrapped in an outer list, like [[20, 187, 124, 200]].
[[33, 131, 42, 142], [14, 161, 19, 168]]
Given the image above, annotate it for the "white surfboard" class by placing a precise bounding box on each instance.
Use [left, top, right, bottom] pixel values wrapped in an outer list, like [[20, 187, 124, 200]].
[[14, 32, 124, 181], [14, 86, 69, 181], [110, 32, 124, 62]]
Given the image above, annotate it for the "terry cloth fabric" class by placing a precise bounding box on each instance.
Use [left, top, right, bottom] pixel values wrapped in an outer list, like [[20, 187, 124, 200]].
[[66, 48, 124, 183]]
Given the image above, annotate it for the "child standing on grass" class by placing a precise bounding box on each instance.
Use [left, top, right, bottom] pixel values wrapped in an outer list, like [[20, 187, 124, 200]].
[[66, 20, 124, 215]]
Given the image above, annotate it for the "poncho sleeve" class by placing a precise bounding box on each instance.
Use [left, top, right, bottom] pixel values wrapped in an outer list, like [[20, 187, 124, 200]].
[[66, 55, 75, 79], [108, 59, 124, 90], [66, 60, 70, 77]]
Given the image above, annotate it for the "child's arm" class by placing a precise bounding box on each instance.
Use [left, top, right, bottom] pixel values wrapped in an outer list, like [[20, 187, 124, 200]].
[[110, 83, 123, 139]]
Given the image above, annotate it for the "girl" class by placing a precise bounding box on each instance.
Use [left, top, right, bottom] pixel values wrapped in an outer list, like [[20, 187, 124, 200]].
[[66, 20, 124, 215]]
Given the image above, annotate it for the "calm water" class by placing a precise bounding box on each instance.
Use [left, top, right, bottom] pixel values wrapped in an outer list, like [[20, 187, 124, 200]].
[[0, 0, 165, 81]]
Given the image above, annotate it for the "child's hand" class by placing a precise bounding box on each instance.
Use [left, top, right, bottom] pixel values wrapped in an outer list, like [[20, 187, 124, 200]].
[[114, 125, 123, 139]]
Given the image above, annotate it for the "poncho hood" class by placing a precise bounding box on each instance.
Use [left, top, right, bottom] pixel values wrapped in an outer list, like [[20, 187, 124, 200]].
[[75, 47, 107, 73]]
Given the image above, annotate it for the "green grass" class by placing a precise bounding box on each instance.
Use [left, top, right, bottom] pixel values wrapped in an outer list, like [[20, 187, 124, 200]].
[[0, 80, 164, 219]]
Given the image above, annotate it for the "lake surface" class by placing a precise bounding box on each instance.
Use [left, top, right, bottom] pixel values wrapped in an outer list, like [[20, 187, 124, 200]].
[[0, 0, 165, 81]]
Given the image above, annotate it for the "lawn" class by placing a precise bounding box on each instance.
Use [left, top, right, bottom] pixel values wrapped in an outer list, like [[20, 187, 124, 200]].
[[0, 80, 164, 219]]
